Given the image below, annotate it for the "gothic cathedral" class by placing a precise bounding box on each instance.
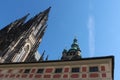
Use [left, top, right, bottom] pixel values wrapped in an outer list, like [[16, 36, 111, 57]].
[[0, 7, 51, 63]]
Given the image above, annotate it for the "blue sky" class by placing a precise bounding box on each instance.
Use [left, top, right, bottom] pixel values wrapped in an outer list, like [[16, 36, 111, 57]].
[[0, 0, 119, 79]]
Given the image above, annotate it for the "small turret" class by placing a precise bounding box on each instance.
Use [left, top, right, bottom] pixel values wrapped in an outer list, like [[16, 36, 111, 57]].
[[61, 49, 68, 60]]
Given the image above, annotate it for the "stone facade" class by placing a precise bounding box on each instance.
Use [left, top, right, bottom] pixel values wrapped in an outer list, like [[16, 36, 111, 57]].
[[0, 56, 114, 80]]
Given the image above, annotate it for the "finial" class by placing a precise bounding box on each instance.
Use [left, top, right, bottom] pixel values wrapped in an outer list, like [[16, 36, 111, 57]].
[[73, 36, 77, 43], [22, 13, 30, 20], [49, 6, 51, 9], [44, 7, 51, 14]]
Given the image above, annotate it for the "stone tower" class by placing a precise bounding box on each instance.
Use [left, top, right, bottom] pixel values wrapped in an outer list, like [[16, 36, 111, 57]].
[[0, 7, 51, 63], [61, 38, 82, 60]]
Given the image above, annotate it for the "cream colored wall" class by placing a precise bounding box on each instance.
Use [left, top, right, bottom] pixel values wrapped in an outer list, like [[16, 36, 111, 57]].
[[0, 58, 113, 80]]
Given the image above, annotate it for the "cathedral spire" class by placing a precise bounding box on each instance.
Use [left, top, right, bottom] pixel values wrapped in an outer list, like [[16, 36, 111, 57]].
[[0, 7, 51, 63], [0, 13, 29, 34], [43, 7, 51, 14], [25, 7, 51, 62], [45, 55, 49, 61], [39, 50, 45, 61], [0, 13, 29, 53]]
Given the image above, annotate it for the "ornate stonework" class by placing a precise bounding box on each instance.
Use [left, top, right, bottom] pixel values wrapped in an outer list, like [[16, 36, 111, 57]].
[[0, 7, 51, 63]]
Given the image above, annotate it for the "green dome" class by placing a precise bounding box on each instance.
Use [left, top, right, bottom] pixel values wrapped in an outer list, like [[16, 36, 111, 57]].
[[70, 38, 80, 51]]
